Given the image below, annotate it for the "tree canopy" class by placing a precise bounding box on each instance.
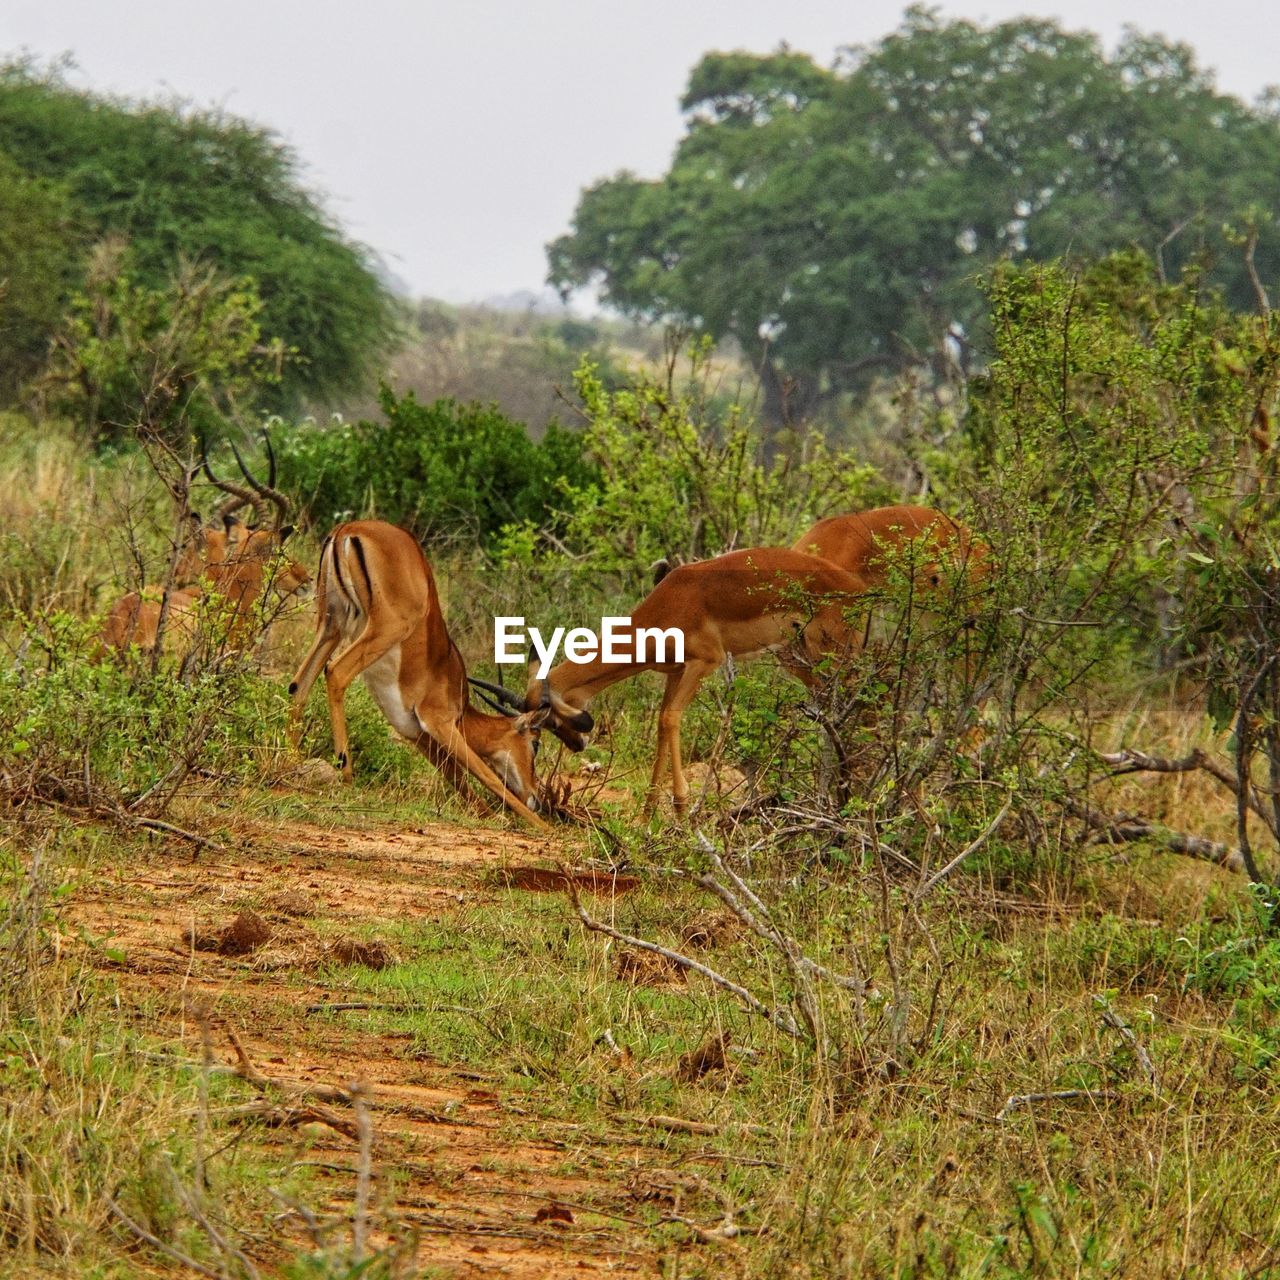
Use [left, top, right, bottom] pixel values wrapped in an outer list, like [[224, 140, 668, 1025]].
[[549, 8, 1280, 424], [0, 59, 393, 410]]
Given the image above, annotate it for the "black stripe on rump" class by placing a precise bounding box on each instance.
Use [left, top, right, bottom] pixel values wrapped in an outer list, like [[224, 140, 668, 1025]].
[[329, 533, 349, 602], [351, 535, 374, 607]]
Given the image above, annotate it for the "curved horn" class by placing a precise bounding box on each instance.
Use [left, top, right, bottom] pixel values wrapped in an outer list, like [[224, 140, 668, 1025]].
[[201, 444, 254, 522], [230, 437, 290, 530], [468, 676, 525, 712], [261, 428, 277, 490], [539, 677, 594, 732], [473, 689, 518, 718]]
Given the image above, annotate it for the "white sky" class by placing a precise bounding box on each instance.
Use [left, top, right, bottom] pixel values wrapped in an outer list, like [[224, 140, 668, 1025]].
[[2, 1, 1276, 303]]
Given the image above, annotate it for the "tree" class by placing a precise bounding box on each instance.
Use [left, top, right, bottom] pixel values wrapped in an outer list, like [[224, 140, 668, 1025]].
[[37, 241, 282, 449], [0, 149, 83, 401], [962, 251, 1280, 886], [549, 9, 1280, 428], [0, 58, 393, 412]]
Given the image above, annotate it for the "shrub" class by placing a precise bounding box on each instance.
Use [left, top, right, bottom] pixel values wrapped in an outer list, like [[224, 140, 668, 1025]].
[[276, 387, 597, 548]]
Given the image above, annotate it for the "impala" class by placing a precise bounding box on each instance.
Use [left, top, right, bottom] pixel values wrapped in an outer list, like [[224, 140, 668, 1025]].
[[795, 504, 993, 745], [288, 520, 549, 829], [99, 437, 310, 655], [491, 548, 871, 816], [793, 505, 983, 594]]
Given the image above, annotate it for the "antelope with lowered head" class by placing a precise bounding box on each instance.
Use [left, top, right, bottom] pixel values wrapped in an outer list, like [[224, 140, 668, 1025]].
[[289, 520, 549, 829], [506, 547, 871, 817], [793, 505, 985, 597]]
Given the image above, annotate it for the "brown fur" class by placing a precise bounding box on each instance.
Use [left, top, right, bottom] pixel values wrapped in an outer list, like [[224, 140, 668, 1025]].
[[288, 520, 548, 829], [528, 547, 871, 815], [793, 505, 985, 588], [98, 520, 310, 655]]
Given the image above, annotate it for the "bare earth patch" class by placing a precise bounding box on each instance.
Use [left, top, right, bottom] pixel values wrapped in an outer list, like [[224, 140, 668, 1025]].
[[70, 816, 683, 1277]]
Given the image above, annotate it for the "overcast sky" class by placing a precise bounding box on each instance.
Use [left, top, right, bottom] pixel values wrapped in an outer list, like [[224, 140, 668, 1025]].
[[2, 1, 1276, 304]]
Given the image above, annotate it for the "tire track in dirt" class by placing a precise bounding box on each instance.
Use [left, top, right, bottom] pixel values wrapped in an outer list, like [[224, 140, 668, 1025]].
[[71, 816, 678, 1278]]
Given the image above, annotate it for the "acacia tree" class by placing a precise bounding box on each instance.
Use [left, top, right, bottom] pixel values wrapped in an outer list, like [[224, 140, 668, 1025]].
[[0, 58, 393, 412], [0, 149, 82, 400], [549, 8, 1280, 428]]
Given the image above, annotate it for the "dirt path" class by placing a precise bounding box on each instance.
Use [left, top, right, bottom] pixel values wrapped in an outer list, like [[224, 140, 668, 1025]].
[[72, 816, 683, 1277]]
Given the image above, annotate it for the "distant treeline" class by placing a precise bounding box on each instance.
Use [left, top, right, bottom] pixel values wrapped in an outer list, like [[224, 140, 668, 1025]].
[[552, 10, 1280, 426]]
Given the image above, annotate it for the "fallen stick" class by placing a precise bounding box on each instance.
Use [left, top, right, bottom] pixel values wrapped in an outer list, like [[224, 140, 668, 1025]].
[[107, 1197, 223, 1279], [634, 1113, 771, 1138], [994, 1089, 1119, 1122], [1065, 799, 1246, 874], [1092, 995, 1159, 1089], [563, 870, 804, 1039], [227, 1029, 352, 1104], [217, 1099, 359, 1139]]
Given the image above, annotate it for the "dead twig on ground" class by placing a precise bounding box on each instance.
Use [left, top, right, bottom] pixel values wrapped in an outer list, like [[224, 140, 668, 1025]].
[[1065, 798, 1247, 874], [227, 1028, 353, 1104], [107, 1196, 223, 1279], [1092, 994, 1159, 1089], [994, 1089, 1120, 1121], [217, 1099, 360, 1139], [563, 867, 805, 1039], [1100, 746, 1276, 836], [631, 1113, 771, 1138]]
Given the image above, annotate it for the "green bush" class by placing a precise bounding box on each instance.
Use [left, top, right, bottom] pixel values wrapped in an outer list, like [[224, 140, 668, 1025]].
[[0, 58, 392, 413], [0, 613, 288, 812], [276, 387, 597, 547]]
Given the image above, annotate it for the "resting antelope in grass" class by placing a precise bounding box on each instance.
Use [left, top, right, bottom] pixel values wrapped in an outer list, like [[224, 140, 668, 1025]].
[[289, 520, 549, 829], [507, 548, 871, 817], [99, 437, 310, 656]]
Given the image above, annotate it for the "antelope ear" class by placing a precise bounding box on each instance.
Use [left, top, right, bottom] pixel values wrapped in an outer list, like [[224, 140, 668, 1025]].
[[223, 514, 246, 534], [187, 511, 202, 526], [279, 524, 295, 542], [514, 706, 551, 733]]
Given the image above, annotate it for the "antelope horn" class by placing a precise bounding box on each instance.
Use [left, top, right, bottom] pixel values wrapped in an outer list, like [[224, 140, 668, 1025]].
[[538, 678, 594, 732], [261, 428, 277, 489], [230, 436, 290, 529], [201, 444, 254, 522], [474, 689, 518, 718], [467, 676, 525, 712]]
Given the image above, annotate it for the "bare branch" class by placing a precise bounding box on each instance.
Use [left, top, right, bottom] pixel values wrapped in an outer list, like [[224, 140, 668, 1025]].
[[916, 798, 1013, 895], [1066, 799, 1247, 875], [994, 1089, 1119, 1122], [1092, 994, 1158, 1089], [562, 869, 804, 1038]]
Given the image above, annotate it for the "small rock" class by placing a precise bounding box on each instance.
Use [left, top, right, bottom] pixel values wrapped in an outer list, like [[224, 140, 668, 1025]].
[[286, 759, 342, 790]]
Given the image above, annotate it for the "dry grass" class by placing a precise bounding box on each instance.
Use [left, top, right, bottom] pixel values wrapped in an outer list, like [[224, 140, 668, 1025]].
[[4, 415, 1280, 1277]]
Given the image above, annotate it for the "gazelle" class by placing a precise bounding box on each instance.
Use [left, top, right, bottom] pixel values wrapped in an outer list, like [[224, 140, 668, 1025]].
[[288, 520, 550, 830], [507, 548, 871, 816], [99, 438, 310, 655]]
